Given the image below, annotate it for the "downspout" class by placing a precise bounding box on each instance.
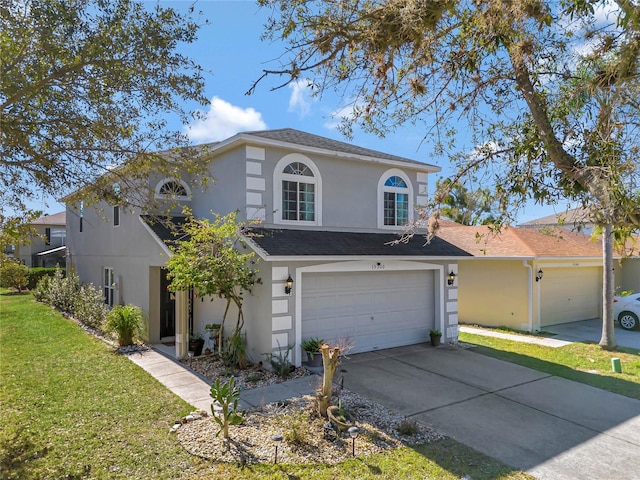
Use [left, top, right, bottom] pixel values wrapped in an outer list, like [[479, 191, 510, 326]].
[[522, 260, 533, 332]]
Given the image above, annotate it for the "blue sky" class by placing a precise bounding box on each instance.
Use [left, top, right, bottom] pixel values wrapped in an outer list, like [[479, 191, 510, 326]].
[[34, 0, 571, 223]]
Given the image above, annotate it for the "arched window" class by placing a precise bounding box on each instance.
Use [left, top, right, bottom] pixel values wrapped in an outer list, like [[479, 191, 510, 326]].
[[378, 170, 412, 228], [274, 154, 321, 225], [154, 178, 191, 200]]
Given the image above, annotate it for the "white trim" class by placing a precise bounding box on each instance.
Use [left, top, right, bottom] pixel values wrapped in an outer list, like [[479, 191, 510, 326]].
[[246, 176, 265, 191], [273, 153, 322, 226], [293, 260, 445, 366], [246, 145, 265, 160], [154, 178, 192, 200], [246, 161, 262, 175], [36, 246, 66, 256], [272, 316, 292, 331], [139, 217, 172, 257], [377, 169, 414, 229]]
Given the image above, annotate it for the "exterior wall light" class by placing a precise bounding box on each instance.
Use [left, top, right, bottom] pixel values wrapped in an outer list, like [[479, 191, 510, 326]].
[[536, 269, 544, 282], [447, 271, 457, 286], [284, 274, 294, 295]]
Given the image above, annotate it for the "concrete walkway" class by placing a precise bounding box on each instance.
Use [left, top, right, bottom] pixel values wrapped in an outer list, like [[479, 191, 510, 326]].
[[124, 347, 318, 413], [459, 326, 574, 347]]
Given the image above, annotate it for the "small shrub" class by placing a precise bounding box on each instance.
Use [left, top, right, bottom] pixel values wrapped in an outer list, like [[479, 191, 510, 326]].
[[223, 330, 248, 369], [246, 373, 262, 383], [39, 267, 80, 313], [103, 304, 144, 346], [263, 343, 295, 379], [283, 411, 310, 447], [397, 418, 419, 436], [0, 261, 29, 292], [26, 267, 59, 290], [210, 377, 245, 440], [74, 283, 109, 330]]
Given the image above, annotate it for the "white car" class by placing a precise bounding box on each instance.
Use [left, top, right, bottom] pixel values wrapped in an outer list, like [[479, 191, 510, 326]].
[[613, 293, 640, 331]]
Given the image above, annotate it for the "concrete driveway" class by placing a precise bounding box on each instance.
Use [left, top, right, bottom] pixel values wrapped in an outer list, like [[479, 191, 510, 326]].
[[340, 344, 640, 480], [545, 318, 640, 349]]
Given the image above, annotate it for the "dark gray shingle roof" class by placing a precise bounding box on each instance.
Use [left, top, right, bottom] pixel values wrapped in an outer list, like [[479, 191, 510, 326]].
[[247, 228, 471, 257]]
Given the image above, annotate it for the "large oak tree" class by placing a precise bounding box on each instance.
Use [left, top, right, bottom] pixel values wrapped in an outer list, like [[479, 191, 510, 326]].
[[1, 0, 210, 218], [253, 0, 640, 347]]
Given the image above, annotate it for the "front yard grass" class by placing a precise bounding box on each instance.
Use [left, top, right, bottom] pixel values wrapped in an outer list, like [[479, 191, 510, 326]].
[[1, 292, 532, 479], [460, 331, 640, 400]]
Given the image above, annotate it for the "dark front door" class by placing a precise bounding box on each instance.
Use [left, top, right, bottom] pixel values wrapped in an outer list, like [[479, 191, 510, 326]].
[[160, 270, 175, 338]]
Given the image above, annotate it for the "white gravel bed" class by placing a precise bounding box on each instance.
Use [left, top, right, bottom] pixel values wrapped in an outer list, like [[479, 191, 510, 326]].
[[176, 390, 444, 466], [183, 354, 308, 390]]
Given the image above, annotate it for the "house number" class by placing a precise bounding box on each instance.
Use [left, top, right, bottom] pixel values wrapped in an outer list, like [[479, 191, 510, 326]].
[[371, 263, 385, 270]]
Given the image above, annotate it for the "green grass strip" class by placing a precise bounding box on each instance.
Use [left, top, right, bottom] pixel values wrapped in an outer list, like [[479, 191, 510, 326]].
[[0, 292, 196, 479], [460, 332, 640, 400]]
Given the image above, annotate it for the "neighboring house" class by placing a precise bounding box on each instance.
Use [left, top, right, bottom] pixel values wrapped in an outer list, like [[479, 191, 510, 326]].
[[438, 225, 609, 331], [14, 212, 66, 267], [66, 128, 471, 363], [519, 207, 594, 234], [520, 208, 640, 295]]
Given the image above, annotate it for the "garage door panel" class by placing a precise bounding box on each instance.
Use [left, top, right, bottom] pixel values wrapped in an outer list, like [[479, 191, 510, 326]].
[[541, 267, 601, 326], [302, 270, 435, 354]]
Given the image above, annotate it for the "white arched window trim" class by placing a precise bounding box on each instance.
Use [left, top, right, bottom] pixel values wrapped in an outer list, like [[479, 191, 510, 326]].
[[377, 168, 413, 229], [154, 178, 192, 201], [273, 153, 322, 226]]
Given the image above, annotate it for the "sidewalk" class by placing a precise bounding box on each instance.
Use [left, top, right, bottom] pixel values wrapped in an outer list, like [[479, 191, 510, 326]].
[[124, 347, 318, 412], [459, 325, 573, 347]]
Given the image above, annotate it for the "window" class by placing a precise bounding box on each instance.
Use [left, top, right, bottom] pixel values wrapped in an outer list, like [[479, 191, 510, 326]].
[[45, 228, 51, 245], [155, 178, 191, 200], [274, 154, 321, 225], [282, 162, 315, 221], [113, 205, 120, 227], [103, 267, 115, 308], [378, 170, 413, 228]]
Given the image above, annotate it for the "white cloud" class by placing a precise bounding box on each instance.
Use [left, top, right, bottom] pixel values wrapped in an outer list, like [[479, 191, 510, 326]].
[[288, 79, 315, 117], [323, 104, 358, 130], [185, 97, 267, 143]]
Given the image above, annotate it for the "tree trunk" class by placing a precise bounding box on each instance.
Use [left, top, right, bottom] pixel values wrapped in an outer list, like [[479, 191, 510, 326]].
[[318, 344, 341, 417], [599, 224, 616, 349]]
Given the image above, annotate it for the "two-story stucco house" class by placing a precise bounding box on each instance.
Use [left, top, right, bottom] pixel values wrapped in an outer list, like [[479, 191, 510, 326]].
[[66, 128, 470, 364], [14, 211, 66, 267]]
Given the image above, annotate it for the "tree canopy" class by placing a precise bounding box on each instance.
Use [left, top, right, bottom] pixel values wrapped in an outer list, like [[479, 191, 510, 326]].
[[1, 0, 210, 216], [165, 212, 261, 353], [254, 0, 639, 230], [437, 178, 499, 225]]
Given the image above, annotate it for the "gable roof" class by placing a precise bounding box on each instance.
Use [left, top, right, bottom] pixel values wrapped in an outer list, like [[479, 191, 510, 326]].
[[519, 207, 591, 229], [437, 224, 602, 258], [211, 128, 440, 172], [30, 211, 66, 226]]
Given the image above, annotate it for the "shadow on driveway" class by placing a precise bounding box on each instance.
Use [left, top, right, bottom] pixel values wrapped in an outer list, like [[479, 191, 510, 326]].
[[340, 344, 640, 480]]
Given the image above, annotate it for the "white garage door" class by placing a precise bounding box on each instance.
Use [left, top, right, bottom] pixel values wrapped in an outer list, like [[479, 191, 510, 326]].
[[301, 270, 435, 354], [540, 267, 602, 326]]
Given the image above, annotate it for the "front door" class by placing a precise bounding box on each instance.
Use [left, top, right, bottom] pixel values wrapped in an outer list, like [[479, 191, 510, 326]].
[[159, 270, 175, 338]]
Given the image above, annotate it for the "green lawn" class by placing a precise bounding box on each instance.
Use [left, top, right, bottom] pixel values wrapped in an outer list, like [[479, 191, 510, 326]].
[[1, 292, 531, 479], [460, 331, 640, 400]]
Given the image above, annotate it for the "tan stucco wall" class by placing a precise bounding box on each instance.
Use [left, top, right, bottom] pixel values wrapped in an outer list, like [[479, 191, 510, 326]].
[[621, 258, 640, 293], [458, 260, 531, 330]]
